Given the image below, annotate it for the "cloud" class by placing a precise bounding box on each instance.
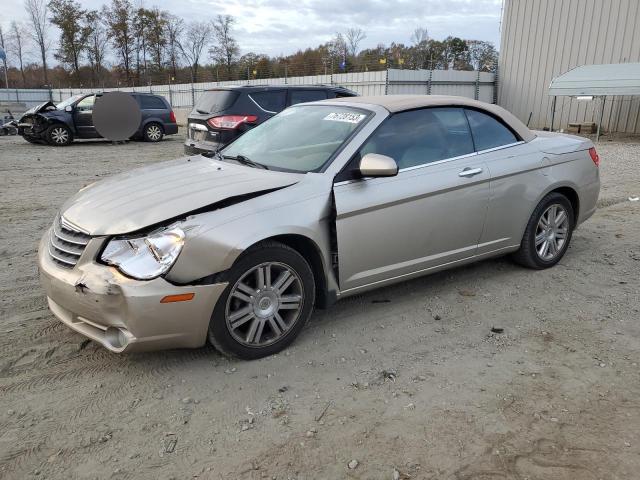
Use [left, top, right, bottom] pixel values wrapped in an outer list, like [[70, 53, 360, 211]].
[[2, 0, 502, 60]]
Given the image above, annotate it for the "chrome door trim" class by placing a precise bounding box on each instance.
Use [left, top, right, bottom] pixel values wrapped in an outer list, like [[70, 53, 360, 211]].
[[334, 151, 480, 187], [333, 141, 526, 187], [248, 94, 278, 114], [475, 141, 525, 154]]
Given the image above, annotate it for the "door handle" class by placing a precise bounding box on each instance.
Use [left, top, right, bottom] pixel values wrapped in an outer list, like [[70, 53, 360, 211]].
[[458, 167, 483, 177]]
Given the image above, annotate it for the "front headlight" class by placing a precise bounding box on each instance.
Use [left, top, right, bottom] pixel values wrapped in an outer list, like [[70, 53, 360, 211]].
[[101, 226, 185, 280]]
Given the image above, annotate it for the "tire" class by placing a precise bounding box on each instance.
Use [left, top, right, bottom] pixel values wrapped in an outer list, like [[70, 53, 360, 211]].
[[46, 124, 73, 146], [23, 135, 44, 144], [143, 122, 163, 142], [512, 192, 574, 269], [208, 241, 316, 359]]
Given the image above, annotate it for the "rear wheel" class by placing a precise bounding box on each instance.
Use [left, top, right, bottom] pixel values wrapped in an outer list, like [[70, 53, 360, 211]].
[[512, 192, 574, 269], [46, 124, 73, 146], [208, 241, 315, 359], [143, 122, 163, 142]]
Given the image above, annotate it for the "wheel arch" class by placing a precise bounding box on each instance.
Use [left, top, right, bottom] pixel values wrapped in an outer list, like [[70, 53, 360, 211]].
[[550, 186, 580, 222], [256, 234, 332, 309], [141, 118, 165, 132], [46, 121, 75, 143]]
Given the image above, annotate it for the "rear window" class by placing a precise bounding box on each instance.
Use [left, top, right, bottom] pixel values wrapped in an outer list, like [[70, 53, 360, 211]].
[[139, 95, 167, 110], [249, 91, 287, 112], [290, 90, 328, 106], [194, 90, 239, 114]]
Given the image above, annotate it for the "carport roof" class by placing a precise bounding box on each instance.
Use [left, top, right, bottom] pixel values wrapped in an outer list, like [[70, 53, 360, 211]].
[[548, 63, 640, 96]]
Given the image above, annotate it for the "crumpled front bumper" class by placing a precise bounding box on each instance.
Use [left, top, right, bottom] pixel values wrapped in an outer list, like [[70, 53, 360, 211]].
[[38, 232, 227, 353]]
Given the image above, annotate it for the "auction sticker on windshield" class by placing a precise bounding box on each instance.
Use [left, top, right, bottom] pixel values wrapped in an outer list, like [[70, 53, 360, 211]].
[[323, 112, 366, 123]]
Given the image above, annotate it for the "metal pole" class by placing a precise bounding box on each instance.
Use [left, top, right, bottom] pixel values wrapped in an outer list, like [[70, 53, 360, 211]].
[[474, 70, 480, 100], [384, 67, 389, 95], [550, 96, 557, 131], [597, 96, 606, 142], [3, 65, 8, 89]]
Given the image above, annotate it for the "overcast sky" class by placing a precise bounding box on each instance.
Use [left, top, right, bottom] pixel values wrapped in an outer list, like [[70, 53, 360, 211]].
[[3, 0, 503, 59]]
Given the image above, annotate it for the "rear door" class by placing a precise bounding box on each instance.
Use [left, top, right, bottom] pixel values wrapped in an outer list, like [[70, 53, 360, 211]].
[[333, 107, 490, 292]]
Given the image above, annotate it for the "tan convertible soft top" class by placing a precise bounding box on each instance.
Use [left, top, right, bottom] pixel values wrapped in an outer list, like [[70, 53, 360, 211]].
[[332, 95, 535, 142]]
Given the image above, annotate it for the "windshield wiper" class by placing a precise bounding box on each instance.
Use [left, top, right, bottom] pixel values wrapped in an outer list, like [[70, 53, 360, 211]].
[[195, 109, 209, 114], [222, 154, 269, 170]]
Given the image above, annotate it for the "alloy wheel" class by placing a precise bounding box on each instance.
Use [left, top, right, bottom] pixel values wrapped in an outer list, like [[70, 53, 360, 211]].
[[146, 125, 162, 141], [225, 262, 303, 347], [535, 204, 569, 261], [51, 127, 69, 144]]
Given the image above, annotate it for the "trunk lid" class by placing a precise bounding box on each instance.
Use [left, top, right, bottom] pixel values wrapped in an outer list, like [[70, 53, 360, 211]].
[[531, 130, 593, 155], [61, 156, 303, 236]]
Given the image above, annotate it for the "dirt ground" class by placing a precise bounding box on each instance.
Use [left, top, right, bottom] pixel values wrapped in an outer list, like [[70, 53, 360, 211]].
[[1, 131, 639, 480]]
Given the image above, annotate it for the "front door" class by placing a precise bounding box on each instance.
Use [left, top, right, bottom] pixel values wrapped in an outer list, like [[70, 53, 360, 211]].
[[72, 95, 98, 138], [333, 107, 490, 292]]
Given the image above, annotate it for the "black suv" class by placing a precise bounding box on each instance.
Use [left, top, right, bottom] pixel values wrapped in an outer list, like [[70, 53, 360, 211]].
[[184, 85, 357, 155], [16, 92, 179, 146]]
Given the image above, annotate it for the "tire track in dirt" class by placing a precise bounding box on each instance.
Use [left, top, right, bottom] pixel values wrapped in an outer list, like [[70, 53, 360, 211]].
[[0, 439, 46, 479]]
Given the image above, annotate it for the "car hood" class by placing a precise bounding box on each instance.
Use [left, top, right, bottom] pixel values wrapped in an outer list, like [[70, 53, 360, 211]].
[[22, 101, 56, 116], [60, 155, 304, 236]]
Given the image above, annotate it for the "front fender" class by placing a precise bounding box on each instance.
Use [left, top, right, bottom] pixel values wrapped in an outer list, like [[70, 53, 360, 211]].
[[164, 175, 335, 286]]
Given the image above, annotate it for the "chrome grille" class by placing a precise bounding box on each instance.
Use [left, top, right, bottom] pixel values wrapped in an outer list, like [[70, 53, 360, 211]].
[[48, 216, 91, 268]]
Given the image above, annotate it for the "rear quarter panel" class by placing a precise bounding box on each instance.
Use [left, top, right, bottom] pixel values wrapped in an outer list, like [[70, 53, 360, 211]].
[[479, 137, 599, 253]]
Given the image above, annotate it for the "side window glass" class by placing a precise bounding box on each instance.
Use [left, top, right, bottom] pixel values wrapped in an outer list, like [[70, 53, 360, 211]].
[[140, 95, 166, 109], [358, 108, 474, 170], [249, 91, 287, 113], [290, 90, 327, 106], [76, 95, 95, 112], [465, 109, 518, 151]]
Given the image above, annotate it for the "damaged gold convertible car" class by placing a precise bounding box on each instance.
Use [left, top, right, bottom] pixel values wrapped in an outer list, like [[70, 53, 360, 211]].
[[38, 95, 600, 359]]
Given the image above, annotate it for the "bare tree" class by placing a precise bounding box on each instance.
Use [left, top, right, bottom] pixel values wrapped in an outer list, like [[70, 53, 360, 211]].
[[85, 11, 109, 86], [179, 21, 211, 82], [165, 14, 183, 80], [24, 0, 50, 85], [8, 22, 29, 87], [345, 27, 366, 58], [411, 27, 429, 45], [327, 33, 347, 71], [0, 25, 8, 88], [210, 15, 239, 76]]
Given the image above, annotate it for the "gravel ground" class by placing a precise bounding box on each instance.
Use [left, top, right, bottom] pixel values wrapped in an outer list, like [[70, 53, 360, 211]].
[[1, 132, 639, 480]]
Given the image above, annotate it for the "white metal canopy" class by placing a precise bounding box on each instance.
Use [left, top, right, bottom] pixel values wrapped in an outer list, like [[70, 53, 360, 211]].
[[548, 63, 640, 96]]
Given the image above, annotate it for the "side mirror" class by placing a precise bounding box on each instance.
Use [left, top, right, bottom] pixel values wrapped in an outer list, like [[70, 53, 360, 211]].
[[64, 105, 73, 112], [359, 153, 398, 177]]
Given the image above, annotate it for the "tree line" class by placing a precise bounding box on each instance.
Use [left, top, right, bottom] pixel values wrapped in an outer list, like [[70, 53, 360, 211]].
[[0, 0, 498, 89]]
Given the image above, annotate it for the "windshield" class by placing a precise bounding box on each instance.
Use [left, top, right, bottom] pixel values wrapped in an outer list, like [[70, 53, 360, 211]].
[[222, 105, 370, 173], [56, 94, 84, 109]]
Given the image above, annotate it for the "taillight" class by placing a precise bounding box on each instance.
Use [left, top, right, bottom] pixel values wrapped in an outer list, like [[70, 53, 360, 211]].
[[207, 115, 258, 130], [169, 110, 176, 123], [589, 147, 600, 167]]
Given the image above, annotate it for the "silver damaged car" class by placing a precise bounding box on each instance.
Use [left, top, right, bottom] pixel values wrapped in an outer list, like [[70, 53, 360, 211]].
[[38, 95, 601, 359]]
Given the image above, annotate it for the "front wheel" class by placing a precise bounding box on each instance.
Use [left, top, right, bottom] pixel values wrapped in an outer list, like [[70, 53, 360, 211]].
[[143, 123, 163, 142], [208, 241, 315, 359], [512, 192, 574, 269], [46, 124, 73, 146]]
